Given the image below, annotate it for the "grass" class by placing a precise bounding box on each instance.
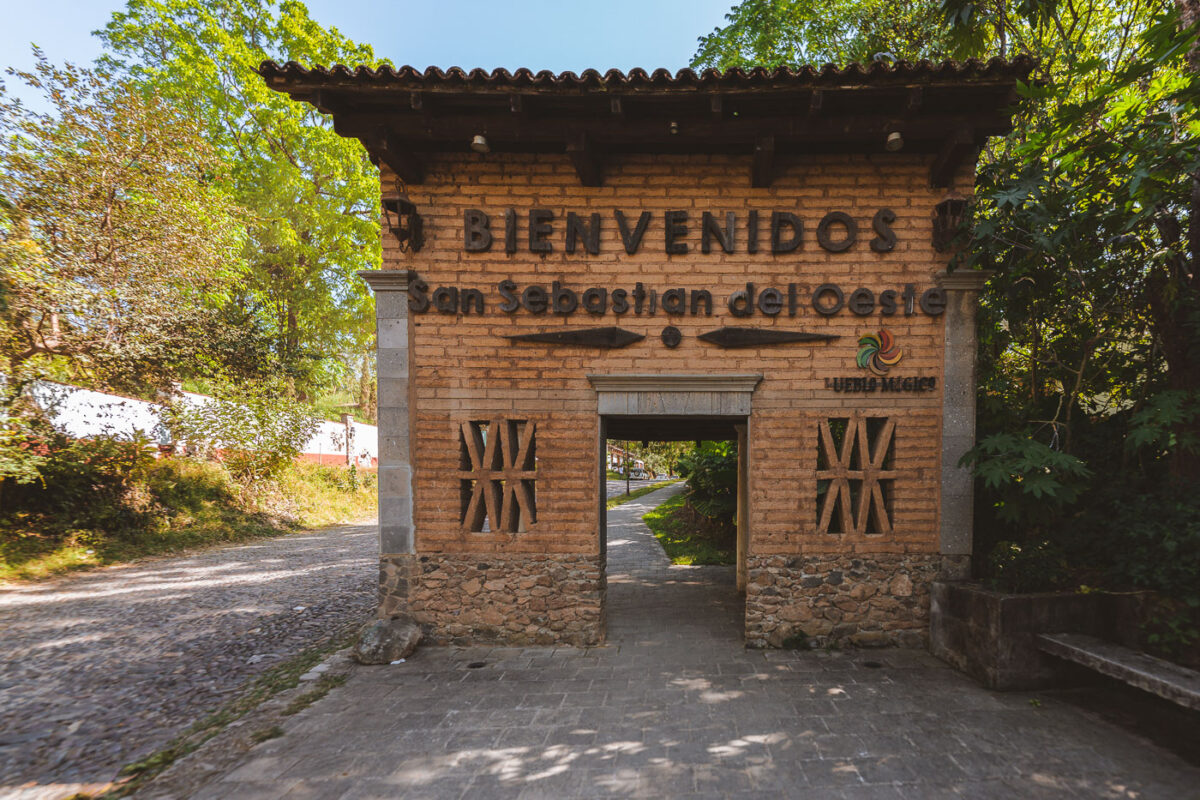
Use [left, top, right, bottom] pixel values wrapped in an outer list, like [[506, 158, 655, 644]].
[[642, 491, 736, 565], [282, 674, 348, 716], [606, 479, 680, 509], [92, 621, 361, 798], [248, 726, 284, 744], [0, 460, 377, 582]]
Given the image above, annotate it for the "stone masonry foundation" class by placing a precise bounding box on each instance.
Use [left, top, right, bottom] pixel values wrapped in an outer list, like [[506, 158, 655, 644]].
[[379, 554, 605, 646], [745, 553, 940, 649]]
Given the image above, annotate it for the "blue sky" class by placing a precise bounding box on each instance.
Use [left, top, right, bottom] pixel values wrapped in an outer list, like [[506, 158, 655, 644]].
[[1, 0, 739, 93]]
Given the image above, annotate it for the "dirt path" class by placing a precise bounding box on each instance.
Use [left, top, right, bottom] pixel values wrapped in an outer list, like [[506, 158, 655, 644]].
[[0, 523, 377, 800]]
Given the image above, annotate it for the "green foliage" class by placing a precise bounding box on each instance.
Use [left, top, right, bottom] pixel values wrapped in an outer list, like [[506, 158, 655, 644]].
[[165, 383, 320, 481], [962, 433, 1092, 526], [0, 55, 248, 397], [282, 673, 347, 716], [1078, 485, 1200, 654], [29, 433, 157, 520], [692, 0, 962, 69], [610, 440, 690, 476], [97, 0, 386, 396], [1126, 390, 1200, 458], [1, 446, 376, 582], [956, 2, 1200, 480], [306, 462, 375, 494], [678, 441, 739, 525], [986, 539, 1069, 593], [944, 1, 1200, 620], [643, 492, 736, 566], [0, 417, 47, 490]]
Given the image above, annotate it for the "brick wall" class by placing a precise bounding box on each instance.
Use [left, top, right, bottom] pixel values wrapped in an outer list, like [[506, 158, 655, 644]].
[[380, 151, 972, 646]]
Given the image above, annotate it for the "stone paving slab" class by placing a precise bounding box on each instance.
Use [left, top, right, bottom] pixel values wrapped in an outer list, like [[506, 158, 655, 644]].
[[136, 484, 1195, 796], [158, 487, 1200, 798], [0, 524, 377, 800]]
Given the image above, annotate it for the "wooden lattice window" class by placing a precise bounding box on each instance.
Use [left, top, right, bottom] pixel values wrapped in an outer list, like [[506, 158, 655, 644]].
[[458, 419, 537, 533], [816, 414, 896, 535]]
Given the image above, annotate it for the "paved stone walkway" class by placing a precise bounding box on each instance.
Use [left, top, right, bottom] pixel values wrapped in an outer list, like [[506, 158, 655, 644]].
[[604, 477, 663, 500], [187, 485, 1200, 799], [0, 524, 377, 800]]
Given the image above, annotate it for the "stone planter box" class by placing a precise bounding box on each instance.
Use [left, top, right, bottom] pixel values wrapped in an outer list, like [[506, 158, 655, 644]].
[[930, 581, 1150, 690]]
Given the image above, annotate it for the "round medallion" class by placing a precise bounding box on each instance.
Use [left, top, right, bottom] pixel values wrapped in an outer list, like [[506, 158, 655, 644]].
[[661, 326, 682, 348]]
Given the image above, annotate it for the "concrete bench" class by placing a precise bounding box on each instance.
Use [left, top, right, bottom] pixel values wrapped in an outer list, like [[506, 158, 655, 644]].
[[1036, 632, 1200, 711]]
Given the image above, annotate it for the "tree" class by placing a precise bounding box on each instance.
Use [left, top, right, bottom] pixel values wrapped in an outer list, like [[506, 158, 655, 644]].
[[692, 0, 961, 70], [693, 1, 1200, 486], [165, 381, 319, 480], [943, 0, 1200, 483], [691, 1, 1200, 611], [0, 55, 247, 402], [97, 0, 386, 397], [678, 442, 739, 527]]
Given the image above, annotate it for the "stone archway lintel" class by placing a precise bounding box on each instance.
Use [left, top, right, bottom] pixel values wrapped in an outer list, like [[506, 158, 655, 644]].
[[587, 374, 763, 416], [587, 374, 763, 393]]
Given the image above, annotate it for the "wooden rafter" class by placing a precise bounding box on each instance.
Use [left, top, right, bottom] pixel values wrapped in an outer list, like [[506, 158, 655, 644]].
[[566, 134, 603, 187], [930, 126, 975, 188], [752, 135, 775, 189], [368, 127, 425, 185]]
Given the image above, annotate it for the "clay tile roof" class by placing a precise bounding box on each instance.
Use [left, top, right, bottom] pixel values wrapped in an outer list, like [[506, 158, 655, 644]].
[[258, 56, 1035, 91], [258, 57, 1034, 188]]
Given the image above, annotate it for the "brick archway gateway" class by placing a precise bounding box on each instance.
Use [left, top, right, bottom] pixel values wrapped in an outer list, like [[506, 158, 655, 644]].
[[262, 57, 1030, 648], [589, 374, 760, 595]]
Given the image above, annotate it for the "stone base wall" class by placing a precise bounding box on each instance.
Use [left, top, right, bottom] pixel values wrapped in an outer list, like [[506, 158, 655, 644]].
[[744, 553, 940, 649], [379, 553, 605, 646]]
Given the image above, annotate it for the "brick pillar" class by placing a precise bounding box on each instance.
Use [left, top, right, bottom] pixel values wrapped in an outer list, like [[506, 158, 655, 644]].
[[358, 270, 415, 557], [935, 269, 993, 580]]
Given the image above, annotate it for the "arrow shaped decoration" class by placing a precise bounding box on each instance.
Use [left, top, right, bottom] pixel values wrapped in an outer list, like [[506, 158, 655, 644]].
[[505, 326, 644, 349], [698, 327, 839, 349]]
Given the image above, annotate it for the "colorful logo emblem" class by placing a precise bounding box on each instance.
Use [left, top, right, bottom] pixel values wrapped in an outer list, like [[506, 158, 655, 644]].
[[857, 329, 902, 375]]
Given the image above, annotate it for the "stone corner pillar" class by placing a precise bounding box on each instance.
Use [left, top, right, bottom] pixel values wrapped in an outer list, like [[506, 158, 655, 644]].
[[934, 269, 993, 581], [358, 270, 416, 559]]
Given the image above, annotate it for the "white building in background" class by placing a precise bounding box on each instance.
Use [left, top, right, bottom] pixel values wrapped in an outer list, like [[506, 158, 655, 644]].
[[29, 381, 378, 467]]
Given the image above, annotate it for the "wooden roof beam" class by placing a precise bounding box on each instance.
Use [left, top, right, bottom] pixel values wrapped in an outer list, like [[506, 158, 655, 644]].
[[752, 135, 775, 188], [906, 87, 923, 113], [567, 133, 603, 187], [339, 111, 1010, 147], [370, 128, 425, 184], [311, 89, 335, 115], [930, 126, 974, 188]]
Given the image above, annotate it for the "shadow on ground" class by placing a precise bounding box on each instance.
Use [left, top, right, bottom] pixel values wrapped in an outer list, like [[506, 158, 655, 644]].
[[186, 485, 1200, 800], [0, 525, 376, 799]]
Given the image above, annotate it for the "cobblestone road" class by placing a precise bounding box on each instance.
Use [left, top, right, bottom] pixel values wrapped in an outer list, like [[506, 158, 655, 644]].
[[183, 485, 1200, 799], [0, 524, 377, 800]]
